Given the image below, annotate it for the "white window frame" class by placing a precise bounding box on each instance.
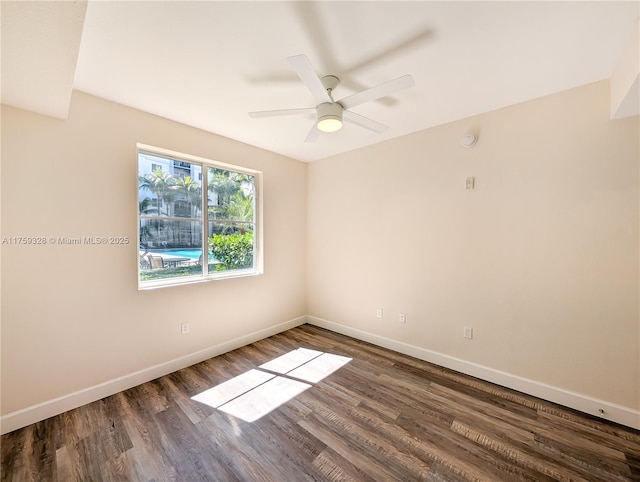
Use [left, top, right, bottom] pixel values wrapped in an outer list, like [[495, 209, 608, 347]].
[[137, 143, 263, 290]]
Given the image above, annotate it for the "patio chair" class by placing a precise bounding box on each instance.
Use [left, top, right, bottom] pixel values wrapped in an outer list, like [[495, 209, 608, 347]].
[[139, 254, 151, 270], [147, 255, 165, 269]]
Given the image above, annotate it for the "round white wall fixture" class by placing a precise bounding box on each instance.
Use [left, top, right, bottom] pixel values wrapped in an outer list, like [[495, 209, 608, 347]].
[[461, 133, 478, 148]]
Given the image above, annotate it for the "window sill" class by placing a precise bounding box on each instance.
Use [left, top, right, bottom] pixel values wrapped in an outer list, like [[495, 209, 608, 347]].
[[138, 269, 262, 290]]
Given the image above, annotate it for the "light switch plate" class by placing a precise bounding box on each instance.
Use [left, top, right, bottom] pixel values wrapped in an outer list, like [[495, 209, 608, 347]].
[[466, 177, 475, 190]]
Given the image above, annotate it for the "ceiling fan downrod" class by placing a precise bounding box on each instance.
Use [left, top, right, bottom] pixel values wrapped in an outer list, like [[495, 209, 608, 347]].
[[320, 75, 340, 101], [317, 75, 343, 132]]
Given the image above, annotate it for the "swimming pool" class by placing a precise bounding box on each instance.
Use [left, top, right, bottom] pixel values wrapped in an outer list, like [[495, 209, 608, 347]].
[[162, 249, 204, 260]]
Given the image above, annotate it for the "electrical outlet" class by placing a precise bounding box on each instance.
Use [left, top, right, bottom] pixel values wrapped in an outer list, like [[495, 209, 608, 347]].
[[463, 326, 473, 339], [376, 309, 383, 318], [399, 313, 407, 324], [181, 322, 190, 334]]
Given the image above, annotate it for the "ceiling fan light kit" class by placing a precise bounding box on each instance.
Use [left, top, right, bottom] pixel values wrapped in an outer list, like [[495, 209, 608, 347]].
[[316, 102, 343, 132], [249, 54, 415, 142]]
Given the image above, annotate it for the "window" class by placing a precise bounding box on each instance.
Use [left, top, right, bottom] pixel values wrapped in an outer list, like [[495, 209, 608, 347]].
[[138, 145, 262, 289]]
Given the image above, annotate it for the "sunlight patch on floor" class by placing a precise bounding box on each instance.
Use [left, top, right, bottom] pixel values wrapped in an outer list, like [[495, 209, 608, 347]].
[[191, 347, 352, 422], [191, 369, 274, 408], [286, 352, 351, 383], [218, 376, 311, 422], [258, 347, 323, 373]]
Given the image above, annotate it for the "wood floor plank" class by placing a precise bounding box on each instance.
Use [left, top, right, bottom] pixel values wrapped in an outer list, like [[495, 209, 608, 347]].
[[302, 388, 498, 481], [3, 324, 640, 481], [537, 410, 640, 456], [531, 432, 633, 481], [298, 413, 411, 481], [450, 420, 591, 482], [396, 409, 552, 482], [312, 447, 377, 482], [113, 391, 180, 481]]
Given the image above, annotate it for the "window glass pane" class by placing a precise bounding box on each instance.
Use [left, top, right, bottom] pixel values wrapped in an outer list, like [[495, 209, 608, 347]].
[[207, 167, 255, 272], [139, 153, 203, 283], [139, 219, 203, 281]]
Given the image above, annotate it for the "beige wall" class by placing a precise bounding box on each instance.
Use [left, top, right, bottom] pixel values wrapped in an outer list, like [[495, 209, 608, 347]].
[[1, 91, 307, 415], [307, 81, 640, 411], [2, 80, 639, 426]]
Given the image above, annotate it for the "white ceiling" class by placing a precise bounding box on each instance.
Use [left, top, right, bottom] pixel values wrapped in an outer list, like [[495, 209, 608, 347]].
[[2, 1, 639, 162]]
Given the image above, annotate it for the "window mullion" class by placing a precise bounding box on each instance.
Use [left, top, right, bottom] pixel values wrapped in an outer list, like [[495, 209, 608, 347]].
[[202, 165, 208, 277]]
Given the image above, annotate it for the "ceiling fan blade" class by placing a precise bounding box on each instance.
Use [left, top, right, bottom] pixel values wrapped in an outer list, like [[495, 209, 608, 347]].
[[346, 31, 433, 74], [343, 111, 388, 133], [249, 107, 315, 118], [305, 124, 321, 143], [339, 74, 415, 110], [287, 54, 331, 104]]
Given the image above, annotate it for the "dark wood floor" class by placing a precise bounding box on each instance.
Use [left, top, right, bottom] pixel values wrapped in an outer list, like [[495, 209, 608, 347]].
[[2, 324, 640, 481]]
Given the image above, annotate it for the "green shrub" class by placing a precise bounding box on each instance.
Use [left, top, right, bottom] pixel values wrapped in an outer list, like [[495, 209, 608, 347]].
[[208, 232, 253, 270], [139, 264, 201, 281]]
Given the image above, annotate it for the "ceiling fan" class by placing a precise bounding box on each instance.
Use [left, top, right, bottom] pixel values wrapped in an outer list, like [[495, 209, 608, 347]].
[[249, 55, 415, 142]]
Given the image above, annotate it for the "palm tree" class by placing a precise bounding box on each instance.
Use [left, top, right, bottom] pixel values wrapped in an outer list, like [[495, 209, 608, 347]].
[[138, 197, 158, 215], [139, 168, 176, 216], [208, 169, 240, 214], [174, 175, 202, 217], [226, 191, 254, 233]]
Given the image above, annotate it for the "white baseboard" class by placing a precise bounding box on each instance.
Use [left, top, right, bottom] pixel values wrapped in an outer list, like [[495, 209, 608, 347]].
[[4, 315, 638, 434], [306, 316, 640, 431], [0, 316, 306, 435]]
